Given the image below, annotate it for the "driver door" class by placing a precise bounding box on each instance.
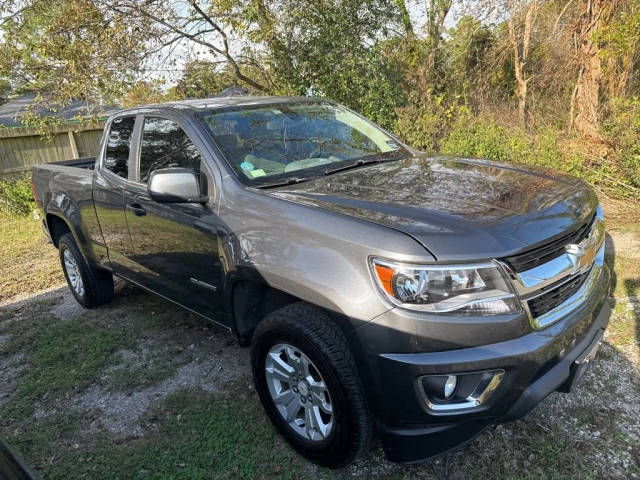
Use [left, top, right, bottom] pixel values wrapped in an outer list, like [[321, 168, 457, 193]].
[[122, 114, 225, 319]]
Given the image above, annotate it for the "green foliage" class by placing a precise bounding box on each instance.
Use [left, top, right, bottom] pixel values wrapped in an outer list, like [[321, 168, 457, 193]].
[[121, 80, 180, 107], [438, 117, 621, 194], [603, 97, 640, 190], [0, 176, 35, 216], [445, 16, 502, 103], [0, 0, 147, 122], [173, 61, 236, 99], [441, 116, 518, 162], [395, 94, 469, 151], [203, 0, 405, 129]]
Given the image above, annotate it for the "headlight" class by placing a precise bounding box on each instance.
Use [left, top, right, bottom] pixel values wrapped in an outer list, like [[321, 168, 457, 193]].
[[370, 258, 520, 314]]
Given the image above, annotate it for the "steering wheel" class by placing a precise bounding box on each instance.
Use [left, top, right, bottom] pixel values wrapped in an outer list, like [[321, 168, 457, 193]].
[[307, 139, 329, 159]]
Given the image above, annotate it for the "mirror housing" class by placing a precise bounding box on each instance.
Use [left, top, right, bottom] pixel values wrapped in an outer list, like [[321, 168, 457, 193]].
[[148, 168, 207, 203]]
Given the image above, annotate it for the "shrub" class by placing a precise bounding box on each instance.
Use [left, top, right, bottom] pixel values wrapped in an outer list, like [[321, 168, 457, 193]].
[[603, 97, 640, 190], [395, 94, 469, 152], [438, 114, 635, 198], [0, 175, 36, 216], [440, 115, 532, 163]]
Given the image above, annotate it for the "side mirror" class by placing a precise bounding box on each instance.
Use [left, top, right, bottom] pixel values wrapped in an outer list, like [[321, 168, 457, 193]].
[[148, 168, 207, 203]]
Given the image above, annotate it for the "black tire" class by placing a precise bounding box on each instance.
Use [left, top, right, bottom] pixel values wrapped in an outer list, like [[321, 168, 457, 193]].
[[58, 233, 114, 309], [251, 302, 373, 468]]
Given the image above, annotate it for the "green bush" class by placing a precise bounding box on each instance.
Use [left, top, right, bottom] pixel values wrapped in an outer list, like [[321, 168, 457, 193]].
[[395, 94, 469, 152], [0, 175, 36, 216], [603, 97, 640, 190], [440, 115, 524, 162]]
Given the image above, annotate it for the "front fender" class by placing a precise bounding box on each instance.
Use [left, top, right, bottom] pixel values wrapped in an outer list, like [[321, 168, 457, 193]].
[[218, 183, 434, 331]]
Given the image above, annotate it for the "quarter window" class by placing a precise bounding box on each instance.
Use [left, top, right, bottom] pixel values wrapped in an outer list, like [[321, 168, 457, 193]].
[[139, 117, 202, 183], [104, 116, 136, 178]]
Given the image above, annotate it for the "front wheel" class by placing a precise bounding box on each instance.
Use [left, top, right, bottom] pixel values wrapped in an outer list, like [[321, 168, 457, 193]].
[[59, 233, 114, 309], [251, 303, 373, 468]]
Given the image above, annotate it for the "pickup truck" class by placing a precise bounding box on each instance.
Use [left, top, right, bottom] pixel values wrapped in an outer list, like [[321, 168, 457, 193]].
[[32, 96, 611, 467]]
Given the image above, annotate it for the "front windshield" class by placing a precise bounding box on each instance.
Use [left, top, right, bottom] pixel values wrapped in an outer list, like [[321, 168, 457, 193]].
[[201, 102, 407, 185]]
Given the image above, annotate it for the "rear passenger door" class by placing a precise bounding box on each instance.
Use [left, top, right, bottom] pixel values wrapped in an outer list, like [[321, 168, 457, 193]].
[[93, 115, 139, 276], [121, 114, 225, 319]]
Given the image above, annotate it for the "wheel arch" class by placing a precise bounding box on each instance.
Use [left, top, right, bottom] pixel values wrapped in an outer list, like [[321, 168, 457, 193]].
[[228, 276, 359, 348], [229, 278, 300, 346], [46, 213, 73, 248]]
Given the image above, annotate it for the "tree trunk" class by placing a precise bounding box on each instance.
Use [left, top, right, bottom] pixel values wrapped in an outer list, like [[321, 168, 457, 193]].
[[426, 0, 452, 70], [508, 0, 537, 129], [569, 0, 618, 138], [395, 0, 414, 37]]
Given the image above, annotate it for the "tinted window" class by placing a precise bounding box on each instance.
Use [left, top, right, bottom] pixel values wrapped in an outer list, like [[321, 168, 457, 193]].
[[104, 116, 136, 178], [139, 118, 202, 183]]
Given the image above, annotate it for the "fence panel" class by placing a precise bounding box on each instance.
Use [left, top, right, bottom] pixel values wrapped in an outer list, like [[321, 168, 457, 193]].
[[74, 129, 103, 158], [0, 124, 104, 176]]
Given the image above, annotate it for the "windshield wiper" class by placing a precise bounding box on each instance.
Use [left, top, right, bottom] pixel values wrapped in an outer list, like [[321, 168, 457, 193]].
[[323, 151, 404, 176], [255, 176, 313, 189]]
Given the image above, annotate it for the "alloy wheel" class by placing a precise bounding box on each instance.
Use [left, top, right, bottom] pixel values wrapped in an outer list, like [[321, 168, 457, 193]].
[[264, 343, 334, 442]]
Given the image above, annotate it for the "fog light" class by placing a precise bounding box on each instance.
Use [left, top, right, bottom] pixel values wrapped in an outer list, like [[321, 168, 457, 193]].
[[419, 369, 505, 413], [444, 375, 457, 398]]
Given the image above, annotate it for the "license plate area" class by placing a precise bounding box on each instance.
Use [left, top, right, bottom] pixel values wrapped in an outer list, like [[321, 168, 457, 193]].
[[557, 329, 603, 393]]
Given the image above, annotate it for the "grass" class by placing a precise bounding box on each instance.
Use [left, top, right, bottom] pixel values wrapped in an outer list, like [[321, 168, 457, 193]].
[[0, 201, 638, 479], [9, 390, 312, 480], [0, 213, 63, 302]]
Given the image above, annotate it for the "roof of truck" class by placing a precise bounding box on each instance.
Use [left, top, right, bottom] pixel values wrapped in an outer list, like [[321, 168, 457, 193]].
[[114, 95, 321, 116]]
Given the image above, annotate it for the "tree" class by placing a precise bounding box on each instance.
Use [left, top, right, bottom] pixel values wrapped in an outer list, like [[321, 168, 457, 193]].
[[173, 60, 242, 98], [446, 16, 495, 105], [507, 0, 541, 128], [121, 80, 179, 107], [426, 0, 453, 70], [568, 0, 620, 137], [594, 0, 640, 99], [0, 0, 148, 116]]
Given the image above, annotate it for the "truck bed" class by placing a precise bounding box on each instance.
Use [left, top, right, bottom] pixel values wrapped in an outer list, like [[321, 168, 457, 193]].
[[32, 157, 96, 219], [48, 157, 95, 169]]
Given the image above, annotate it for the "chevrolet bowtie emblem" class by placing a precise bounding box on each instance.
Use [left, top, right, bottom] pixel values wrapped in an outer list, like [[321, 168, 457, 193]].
[[565, 241, 594, 275]]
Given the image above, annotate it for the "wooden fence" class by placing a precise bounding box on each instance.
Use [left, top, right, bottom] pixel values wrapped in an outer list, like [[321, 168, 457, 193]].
[[0, 122, 104, 177]]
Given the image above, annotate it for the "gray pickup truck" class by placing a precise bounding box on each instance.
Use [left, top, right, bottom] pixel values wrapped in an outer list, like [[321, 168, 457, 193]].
[[32, 96, 611, 467]]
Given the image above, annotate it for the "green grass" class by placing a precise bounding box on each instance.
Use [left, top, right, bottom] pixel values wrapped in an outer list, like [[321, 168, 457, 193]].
[[106, 344, 190, 391], [0, 292, 196, 420], [0, 213, 63, 302], [2, 319, 128, 420], [7, 390, 313, 480]]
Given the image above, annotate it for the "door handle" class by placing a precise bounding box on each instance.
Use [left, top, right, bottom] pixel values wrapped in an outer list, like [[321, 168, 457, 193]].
[[126, 203, 146, 216]]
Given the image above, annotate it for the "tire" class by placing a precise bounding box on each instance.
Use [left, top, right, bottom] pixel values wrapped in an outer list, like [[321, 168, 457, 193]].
[[58, 233, 114, 309], [251, 302, 373, 468]]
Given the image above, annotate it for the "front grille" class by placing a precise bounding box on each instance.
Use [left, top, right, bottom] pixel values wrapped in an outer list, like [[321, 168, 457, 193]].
[[527, 270, 590, 318], [504, 212, 596, 273]]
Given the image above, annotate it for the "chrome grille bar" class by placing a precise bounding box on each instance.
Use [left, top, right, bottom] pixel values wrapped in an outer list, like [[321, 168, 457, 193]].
[[499, 207, 605, 329]]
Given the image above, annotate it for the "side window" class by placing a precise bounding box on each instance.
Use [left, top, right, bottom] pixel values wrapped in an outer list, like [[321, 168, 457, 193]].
[[104, 116, 136, 178], [139, 117, 202, 183]]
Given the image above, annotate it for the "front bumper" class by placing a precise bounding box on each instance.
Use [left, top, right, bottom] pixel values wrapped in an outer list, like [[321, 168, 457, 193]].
[[350, 262, 611, 463]]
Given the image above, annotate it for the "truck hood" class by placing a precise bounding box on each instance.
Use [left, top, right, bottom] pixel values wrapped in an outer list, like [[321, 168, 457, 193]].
[[268, 155, 598, 262]]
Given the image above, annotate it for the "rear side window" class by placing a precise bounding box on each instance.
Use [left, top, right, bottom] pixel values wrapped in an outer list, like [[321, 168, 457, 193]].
[[139, 117, 202, 183], [104, 116, 136, 178]]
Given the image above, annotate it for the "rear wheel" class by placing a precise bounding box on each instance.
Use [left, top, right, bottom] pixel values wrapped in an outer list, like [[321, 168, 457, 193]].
[[59, 233, 114, 309], [251, 303, 373, 468]]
